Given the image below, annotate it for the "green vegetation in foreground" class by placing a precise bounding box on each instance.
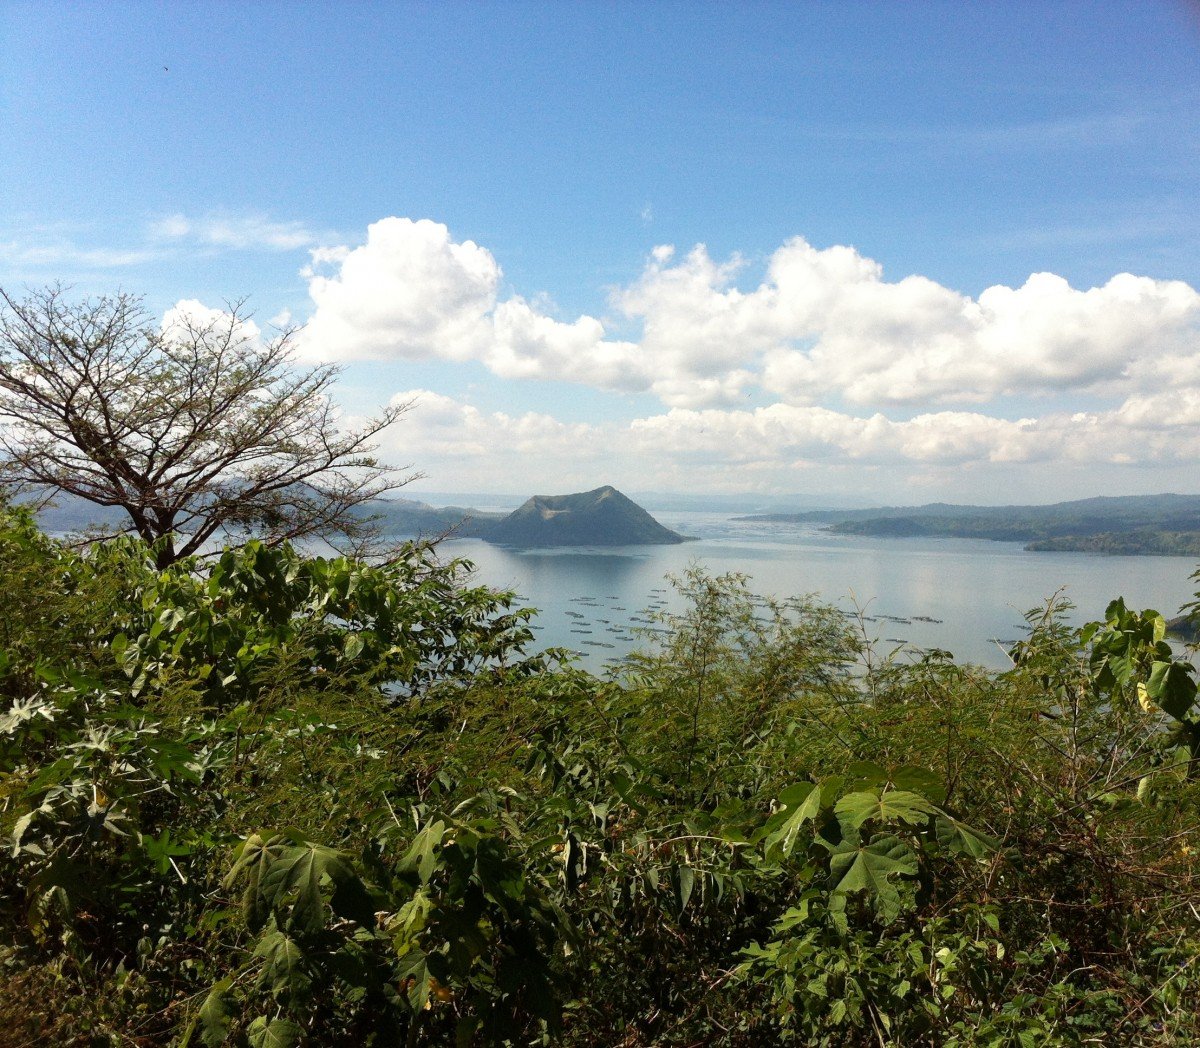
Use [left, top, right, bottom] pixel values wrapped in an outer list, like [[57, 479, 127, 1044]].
[[3, 501, 1200, 1046], [739, 493, 1200, 555]]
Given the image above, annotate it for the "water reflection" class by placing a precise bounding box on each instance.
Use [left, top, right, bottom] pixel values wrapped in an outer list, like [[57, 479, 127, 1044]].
[[432, 512, 1197, 673]]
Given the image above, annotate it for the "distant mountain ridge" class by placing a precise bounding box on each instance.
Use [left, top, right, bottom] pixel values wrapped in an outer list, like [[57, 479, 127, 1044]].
[[32, 486, 684, 549], [34, 489, 1200, 555], [485, 485, 686, 547], [367, 498, 503, 539], [31, 492, 507, 543], [737, 493, 1200, 556]]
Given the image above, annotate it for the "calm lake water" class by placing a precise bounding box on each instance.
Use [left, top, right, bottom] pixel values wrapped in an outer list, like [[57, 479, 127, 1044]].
[[435, 511, 1199, 673]]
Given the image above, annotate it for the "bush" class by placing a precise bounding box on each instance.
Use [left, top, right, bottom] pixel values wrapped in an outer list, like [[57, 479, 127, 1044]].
[[2, 508, 1199, 1044]]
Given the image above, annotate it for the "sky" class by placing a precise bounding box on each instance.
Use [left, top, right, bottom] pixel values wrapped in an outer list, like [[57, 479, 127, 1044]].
[[3, 1, 1200, 506]]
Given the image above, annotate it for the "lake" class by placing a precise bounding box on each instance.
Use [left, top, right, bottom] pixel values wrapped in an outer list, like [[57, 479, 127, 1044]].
[[434, 510, 1199, 673]]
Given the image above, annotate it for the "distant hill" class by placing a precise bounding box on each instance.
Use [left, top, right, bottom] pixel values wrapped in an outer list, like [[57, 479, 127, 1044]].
[[366, 498, 503, 539], [1167, 614, 1199, 642], [484, 485, 686, 547], [28, 491, 505, 542], [736, 494, 1200, 556]]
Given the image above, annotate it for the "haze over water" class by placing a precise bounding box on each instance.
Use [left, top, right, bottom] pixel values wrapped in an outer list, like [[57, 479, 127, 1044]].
[[440, 511, 1198, 673]]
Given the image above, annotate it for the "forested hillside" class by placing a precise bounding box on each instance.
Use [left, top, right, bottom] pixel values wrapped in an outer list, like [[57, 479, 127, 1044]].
[[741, 494, 1200, 555]]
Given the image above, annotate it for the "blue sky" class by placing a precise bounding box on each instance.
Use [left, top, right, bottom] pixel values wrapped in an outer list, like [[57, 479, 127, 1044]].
[[3, 1, 1200, 504]]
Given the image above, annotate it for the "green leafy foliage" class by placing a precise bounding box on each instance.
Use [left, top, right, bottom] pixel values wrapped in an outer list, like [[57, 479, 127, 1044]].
[[1, 504, 1199, 1045]]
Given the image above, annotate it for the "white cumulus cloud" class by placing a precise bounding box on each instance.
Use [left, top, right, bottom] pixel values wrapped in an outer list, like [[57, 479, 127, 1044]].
[[298, 219, 1200, 415], [161, 299, 265, 350], [301, 218, 499, 363], [299, 217, 652, 387], [373, 387, 1200, 499], [619, 237, 1200, 407], [378, 390, 610, 489], [290, 217, 1200, 498]]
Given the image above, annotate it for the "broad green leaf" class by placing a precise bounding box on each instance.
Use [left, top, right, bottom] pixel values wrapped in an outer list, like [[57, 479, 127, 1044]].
[[399, 819, 447, 883], [329, 867, 376, 928], [1110, 653, 1137, 686], [10, 811, 34, 857], [834, 789, 937, 832], [1152, 613, 1167, 644], [194, 978, 236, 1048], [843, 761, 888, 789], [933, 814, 997, 859], [390, 888, 434, 952], [826, 834, 918, 922], [1146, 660, 1198, 721], [228, 832, 370, 935], [890, 766, 946, 805], [456, 1017, 481, 1048], [395, 948, 432, 1012], [274, 844, 337, 934], [247, 1016, 304, 1048], [253, 928, 309, 1003], [764, 781, 822, 857], [226, 833, 279, 932]]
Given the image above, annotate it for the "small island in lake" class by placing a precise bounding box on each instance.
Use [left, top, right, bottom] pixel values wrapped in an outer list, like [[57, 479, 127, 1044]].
[[367, 484, 687, 546], [484, 484, 687, 547]]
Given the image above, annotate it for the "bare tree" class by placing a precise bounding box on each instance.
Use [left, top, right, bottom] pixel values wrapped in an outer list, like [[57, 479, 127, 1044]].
[[0, 285, 416, 566]]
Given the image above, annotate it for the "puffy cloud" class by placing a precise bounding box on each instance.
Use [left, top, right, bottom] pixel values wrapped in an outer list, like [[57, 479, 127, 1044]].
[[300, 218, 499, 363], [621, 238, 1200, 407], [627, 405, 1048, 467], [377, 390, 610, 490], [300, 219, 1200, 413], [1110, 389, 1200, 430], [376, 387, 1200, 499], [299, 218, 653, 390], [489, 298, 644, 388], [161, 299, 263, 348], [638, 399, 1200, 472], [294, 217, 1200, 497]]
